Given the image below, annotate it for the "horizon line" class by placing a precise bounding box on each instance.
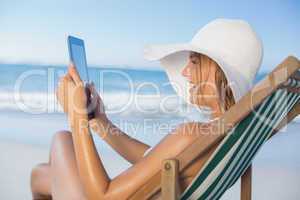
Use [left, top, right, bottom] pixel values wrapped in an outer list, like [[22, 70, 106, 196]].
[[0, 61, 274, 74]]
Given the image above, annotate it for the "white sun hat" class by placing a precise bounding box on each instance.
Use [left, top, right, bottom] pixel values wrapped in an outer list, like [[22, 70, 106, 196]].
[[144, 18, 263, 104]]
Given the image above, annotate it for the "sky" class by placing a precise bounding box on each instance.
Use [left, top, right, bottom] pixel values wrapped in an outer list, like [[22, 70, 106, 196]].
[[0, 0, 299, 72]]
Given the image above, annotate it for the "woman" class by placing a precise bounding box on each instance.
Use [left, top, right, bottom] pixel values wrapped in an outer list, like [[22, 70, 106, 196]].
[[30, 19, 263, 200]]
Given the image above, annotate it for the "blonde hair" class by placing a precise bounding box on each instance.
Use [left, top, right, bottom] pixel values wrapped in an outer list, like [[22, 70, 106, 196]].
[[193, 53, 235, 111], [215, 64, 235, 111]]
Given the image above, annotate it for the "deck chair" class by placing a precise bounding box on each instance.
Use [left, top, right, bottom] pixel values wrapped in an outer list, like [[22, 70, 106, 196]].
[[128, 56, 300, 200]]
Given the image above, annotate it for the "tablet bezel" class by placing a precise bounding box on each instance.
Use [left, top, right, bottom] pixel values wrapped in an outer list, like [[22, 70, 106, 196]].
[[67, 35, 90, 84]]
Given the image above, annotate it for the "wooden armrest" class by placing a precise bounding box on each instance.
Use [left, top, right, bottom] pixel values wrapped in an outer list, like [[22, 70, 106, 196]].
[[161, 159, 180, 200]]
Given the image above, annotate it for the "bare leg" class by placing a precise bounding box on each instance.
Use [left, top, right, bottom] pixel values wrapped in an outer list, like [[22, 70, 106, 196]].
[[31, 131, 86, 200], [50, 130, 86, 200]]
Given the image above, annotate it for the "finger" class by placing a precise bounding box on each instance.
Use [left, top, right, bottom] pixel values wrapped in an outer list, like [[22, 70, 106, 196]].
[[91, 83, 99, 97], [86, 84, 99, 110], [86, 82, 94, 89], [64, 73, 72, 81], [68, 63, 82, 85], [64, 75, 76, 114], [87, 83, 99, 99], [59, 73, 72, 85]]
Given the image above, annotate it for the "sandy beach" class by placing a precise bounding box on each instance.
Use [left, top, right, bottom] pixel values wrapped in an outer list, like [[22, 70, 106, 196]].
[[0, 141, 48, 200], [0, 140, 132, 200]]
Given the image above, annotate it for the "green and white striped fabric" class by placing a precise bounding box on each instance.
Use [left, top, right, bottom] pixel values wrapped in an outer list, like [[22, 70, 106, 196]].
[[181, 79, 300, 200]]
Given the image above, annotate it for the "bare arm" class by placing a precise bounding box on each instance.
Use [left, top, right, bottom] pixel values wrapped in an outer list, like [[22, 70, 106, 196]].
[[72, 111, 110, 199], [57, 65, 110, 199], [88, 85, 150, 164], [91, 118, 150, 164]]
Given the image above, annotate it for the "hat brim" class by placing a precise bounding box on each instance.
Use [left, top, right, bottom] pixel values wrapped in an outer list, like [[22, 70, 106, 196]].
[[144, 43, 193, 61]]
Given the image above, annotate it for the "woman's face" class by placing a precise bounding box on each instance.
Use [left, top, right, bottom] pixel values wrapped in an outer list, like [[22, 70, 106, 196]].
[[181, 52, 219, 107]]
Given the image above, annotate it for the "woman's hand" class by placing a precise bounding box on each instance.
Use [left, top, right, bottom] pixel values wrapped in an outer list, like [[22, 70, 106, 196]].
[[87, 83, 107, 121], [87, 83, 110, 134], [56, 63, 88, 123]]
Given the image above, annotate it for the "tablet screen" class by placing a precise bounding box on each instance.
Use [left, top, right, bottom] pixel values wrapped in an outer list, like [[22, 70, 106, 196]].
[[68, 36, 89, 83]]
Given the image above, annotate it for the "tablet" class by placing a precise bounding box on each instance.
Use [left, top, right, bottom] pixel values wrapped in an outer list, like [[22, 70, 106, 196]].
[[67, 35, 89, 84], [67, 35, 95, 119]]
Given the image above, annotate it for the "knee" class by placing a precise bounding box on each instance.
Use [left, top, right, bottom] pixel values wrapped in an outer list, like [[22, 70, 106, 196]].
[[52, 130, 72, 146], [30, 163, 49, 191], [50, 130, 73, 155], [53, 130, 72, 140]]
